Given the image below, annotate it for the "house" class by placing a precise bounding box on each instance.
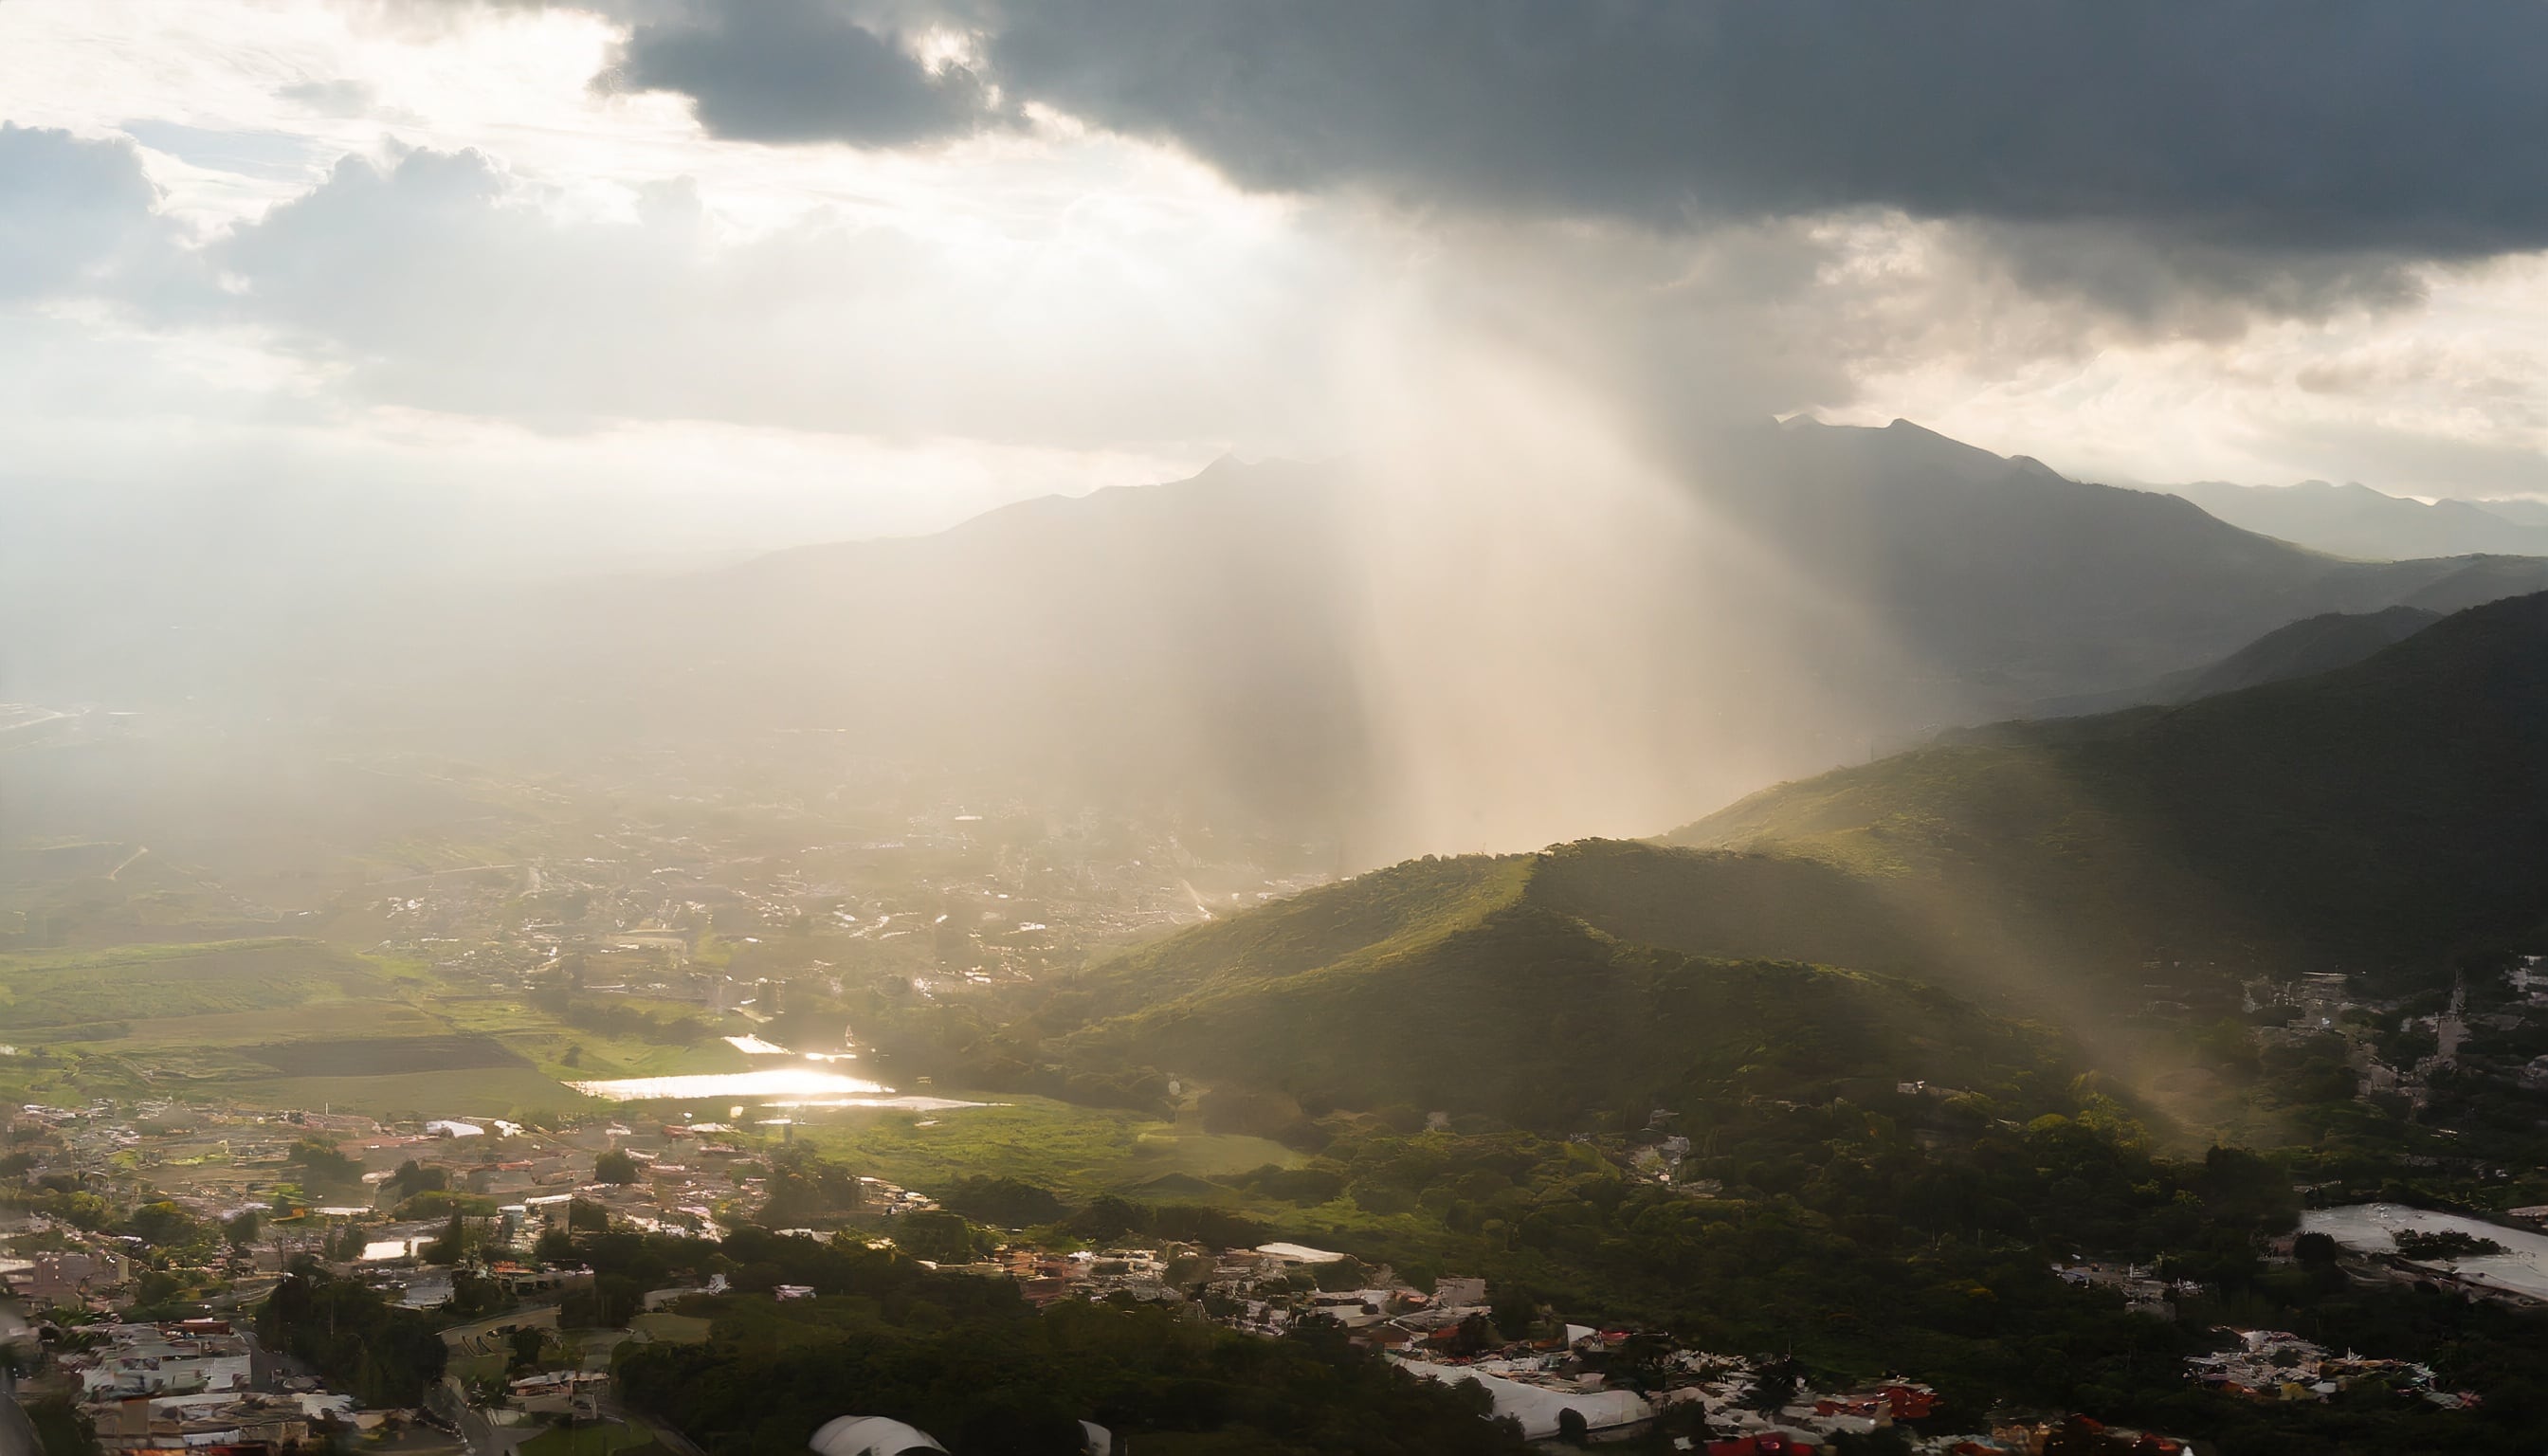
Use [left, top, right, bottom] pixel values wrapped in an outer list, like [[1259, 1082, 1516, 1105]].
[[87, 1392, 311, 1453], [3, 1250, 128, 1307], [76, 1323, 256, 1397]]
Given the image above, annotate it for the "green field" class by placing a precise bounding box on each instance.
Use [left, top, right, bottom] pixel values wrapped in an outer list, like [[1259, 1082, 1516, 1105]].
[[0, 937, 610, 1117], [0, 938, 388, 1031], [518, 1416, 658, 1456], [434, 993, 756, 1083], [792, 1095, 1301, 1201]]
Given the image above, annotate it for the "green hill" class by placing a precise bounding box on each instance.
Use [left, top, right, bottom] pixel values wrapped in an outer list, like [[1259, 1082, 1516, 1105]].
[[1674, 590, 2548, 982], [1064, 841, 2070, 1127]]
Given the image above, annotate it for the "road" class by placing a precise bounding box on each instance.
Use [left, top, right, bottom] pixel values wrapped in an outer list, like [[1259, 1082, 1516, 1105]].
[[429, 1375, 530, 1456]]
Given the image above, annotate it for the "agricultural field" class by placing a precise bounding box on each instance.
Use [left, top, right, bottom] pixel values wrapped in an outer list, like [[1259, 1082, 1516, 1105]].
[[794, 1095, 1303, 1202], [0, 937, 618, 1117], [0, 938, 393, 1033]]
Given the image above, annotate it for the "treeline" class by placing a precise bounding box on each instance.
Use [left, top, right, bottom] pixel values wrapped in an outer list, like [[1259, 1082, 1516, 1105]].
[[556, 998, 712, 1045], [1199, 1110, 2548, 1453], [883, 1101, 2548, 1452], [619, 1297, 1526, 1456], [257, 1265, 450, 1407], [530, 973, 710, 1044]]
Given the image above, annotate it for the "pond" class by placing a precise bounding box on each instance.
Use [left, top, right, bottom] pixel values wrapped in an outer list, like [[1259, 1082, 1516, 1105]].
[[568, 1068, 895, 1101]]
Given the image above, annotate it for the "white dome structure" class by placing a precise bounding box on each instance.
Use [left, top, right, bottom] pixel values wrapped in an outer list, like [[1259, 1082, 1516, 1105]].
[[809, 1415, 947, 1456]]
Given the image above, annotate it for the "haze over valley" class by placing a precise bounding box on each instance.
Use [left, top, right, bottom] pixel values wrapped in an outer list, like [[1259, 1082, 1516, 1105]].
[[8, 7, 2548, 1456]]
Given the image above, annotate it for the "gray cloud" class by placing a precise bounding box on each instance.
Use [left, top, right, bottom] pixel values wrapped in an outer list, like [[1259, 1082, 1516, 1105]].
[[606, 1, 2548, 300], [0, 124, 169, 300], [616, 0, 1005, 146], [985, 1, 2548, 256]]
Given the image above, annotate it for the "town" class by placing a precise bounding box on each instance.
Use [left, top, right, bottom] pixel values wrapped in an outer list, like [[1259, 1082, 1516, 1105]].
[[20, 1091, 2429, 1456]]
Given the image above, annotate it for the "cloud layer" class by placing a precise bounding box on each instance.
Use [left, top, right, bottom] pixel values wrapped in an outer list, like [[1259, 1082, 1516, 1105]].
[[3, 0, 2546, 557], [618, 0, 1007, 145], [620, 2, 2548, 264]]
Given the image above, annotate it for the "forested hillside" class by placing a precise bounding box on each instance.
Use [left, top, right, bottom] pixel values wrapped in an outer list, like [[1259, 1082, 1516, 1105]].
[[1056, 841, 2071, 1127], [1679, 591, 2548, 978]]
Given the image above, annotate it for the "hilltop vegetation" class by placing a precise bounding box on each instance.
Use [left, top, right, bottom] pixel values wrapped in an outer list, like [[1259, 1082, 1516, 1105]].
[[1677, 590, 2548, 981], [1042, 842, 2071, 1129]]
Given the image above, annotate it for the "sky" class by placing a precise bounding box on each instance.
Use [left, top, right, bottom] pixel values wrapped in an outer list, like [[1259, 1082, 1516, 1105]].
[[7, 0, 2548, 564]]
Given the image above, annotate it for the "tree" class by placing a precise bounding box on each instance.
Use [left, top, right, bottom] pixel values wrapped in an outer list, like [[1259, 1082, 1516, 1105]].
[[1449, 1312, 1502, 1356], [1747, 1356, 1801, 1413], [123, 1201, 209, 1252], [596, 1148, 641, 1185], [423, 1211, 468, 1264], [895, 1210, 979, 1265], [939, 1175, 1067, 1228], [325, 1220, 370, 1262], [27, 1396, 100, 1456], [1065, 1194, 1144, 1244], [562, 1273, 641, 1329], [388, 1159, 447, 1201], [756, 1145, 863, 1227], [223, 1210, 263, 1249], [287, 1138, 365, 1190], [259, 1265, 449, 1408], [507, 1327, 544, 1374], [1492, 1286, 1541, 1342]]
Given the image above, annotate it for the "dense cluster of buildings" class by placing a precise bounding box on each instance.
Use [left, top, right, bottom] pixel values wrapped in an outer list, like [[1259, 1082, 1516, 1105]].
[[2185, 1327, 2480, 1409], [22, 1084, 2529, 1456], [969, 1237, 2204, 1454]]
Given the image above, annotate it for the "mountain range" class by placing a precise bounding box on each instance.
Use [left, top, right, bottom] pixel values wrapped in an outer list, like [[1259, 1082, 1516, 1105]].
[[518, 418, 2548, 857], [1676, 589, 2548, 981], [2165, 478, 2548, 561], [1058, 587, 2548, 1124], [16, 417, 2548, 864]]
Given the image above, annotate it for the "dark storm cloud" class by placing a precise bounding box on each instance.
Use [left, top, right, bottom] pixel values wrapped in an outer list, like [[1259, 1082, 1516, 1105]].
[[990, 0, 2548, 259], [611, 0, 2548, 264], [616, 0, 1007, 146]]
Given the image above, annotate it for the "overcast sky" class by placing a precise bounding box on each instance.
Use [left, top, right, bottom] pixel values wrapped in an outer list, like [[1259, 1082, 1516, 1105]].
[[7, 0, 2548, 558]]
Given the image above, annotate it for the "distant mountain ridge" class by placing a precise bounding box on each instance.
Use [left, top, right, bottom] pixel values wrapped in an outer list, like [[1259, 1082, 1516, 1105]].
[[20, 419, 2548, 864], [583, 418, 2548, 858], [2013, 605, 2441, 719], [2166, 478, 2548, 560]]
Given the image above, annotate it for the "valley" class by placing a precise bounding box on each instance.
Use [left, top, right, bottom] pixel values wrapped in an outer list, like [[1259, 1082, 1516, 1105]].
[[9, 427, 2548, 1456]]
